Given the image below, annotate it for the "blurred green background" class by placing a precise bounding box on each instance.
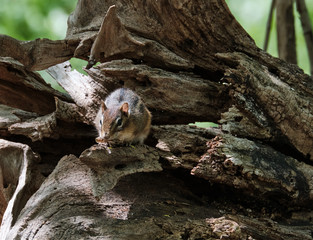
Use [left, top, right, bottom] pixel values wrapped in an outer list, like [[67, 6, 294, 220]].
[[0, 0, 312, 127], [0, 0, 75, 40]]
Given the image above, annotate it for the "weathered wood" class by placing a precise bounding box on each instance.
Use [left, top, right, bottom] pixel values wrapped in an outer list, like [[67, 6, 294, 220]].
[[66, 0, 313, 160], [0, 35, 79, 71], [192, 132, 313, 207], [0, 105, 38, 136], [80, 144, 162, 197], [218, 52, 313, 161], [88, 60, 231, 124], [2, 127, 313, 239], [229, 215, 313, 240], [1, 0, 313, 239], [153, 125, 313, 207], [0, 140, 44, 231], [0, 98, 93, 142], [47, 61, 107, 124], [8, 113, 57, 142], [86, 5, 194, 70], [67, 0, 258, 72], [57, 52, 313, 160], [0, 57, 71, 115]]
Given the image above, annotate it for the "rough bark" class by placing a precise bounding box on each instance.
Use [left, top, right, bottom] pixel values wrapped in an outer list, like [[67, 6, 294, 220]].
[[0, 35, 79, 71], [0, 140, 44, 232], [2, 127, 313, 239], [0, 0, 313, 239], [0, 57, 71, 115]]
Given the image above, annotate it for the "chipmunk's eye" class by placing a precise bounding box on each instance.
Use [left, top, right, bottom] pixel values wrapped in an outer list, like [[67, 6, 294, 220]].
[[116, 117, 123, 127], [99, 118, 103, 127]]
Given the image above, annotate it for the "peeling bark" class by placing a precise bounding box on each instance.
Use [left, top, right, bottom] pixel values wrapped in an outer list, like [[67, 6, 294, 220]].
[[89, 60, 230, 124], [0, 35, 79, 71], [2, 127, 313, 240], [47, 61, 108, 124], [218, 52, 313, 160], [0, 57, 71, 115], [80, 144, 162, 197], [152, 125, 313, 207], [192, 133, 313, 206], [0, 140, 43, 232], [0, 0, 313, 239]]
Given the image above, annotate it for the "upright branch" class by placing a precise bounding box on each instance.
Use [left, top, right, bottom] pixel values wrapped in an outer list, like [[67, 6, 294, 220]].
[[296, 0, 313, 75], [276, 0, 297, 64], [264, 0, 276, 51]]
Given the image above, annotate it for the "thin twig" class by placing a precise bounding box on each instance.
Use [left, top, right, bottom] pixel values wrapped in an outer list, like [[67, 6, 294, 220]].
[[264, 0, 276, 51], [296, 0, 313, 76]]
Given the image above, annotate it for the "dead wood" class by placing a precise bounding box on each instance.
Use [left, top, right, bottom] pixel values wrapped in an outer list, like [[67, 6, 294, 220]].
[[0, 35, 79, 71], [0, 154, 221, 239], [88, 60, 231, 124], [80, 144, 162, 197], [1, 126, 313, 239], [218, 52, 313, 161], [153, 125, 313, 207], [0, 57, 71, 115], [0, 0, 313, 239], [47, 61, 108, 124], [0, 140, 44, 230], [66, 0, 313, 160]]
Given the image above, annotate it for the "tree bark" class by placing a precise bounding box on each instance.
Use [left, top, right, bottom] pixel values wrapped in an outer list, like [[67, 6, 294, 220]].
[[0, 0, 313, 239]]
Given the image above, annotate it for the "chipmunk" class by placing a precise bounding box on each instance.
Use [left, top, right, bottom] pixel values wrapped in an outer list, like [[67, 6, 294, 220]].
[[94, 88, 151, 146]]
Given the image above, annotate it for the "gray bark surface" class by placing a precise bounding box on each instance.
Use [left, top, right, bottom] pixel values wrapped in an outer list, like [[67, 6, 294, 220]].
[[0, 0, 313, 239]]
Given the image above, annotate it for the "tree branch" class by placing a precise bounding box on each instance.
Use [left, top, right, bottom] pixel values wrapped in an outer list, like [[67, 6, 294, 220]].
[[0, 35, 79, 71], [264, 0, 276, 51], [276, 0, 297, 64], [296, 0, 313, 75]]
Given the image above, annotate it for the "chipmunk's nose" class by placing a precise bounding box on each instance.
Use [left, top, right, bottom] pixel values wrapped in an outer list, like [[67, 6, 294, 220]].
[[96, 132, 110, 144], [100, 131, 110, 139]]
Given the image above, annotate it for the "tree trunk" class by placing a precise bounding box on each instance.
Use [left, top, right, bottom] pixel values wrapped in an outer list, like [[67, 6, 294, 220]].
[[0, 0, 313, 239]]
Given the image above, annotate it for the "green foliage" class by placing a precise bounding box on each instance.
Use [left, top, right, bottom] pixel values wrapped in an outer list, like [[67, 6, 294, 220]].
[[38, 70, 65, 92], [190, 122, 219, 128], [70, 58, 88, 75], [0, 0, 77, 40]]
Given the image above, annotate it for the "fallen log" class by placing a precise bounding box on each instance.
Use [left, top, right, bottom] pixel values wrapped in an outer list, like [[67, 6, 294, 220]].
[[0, 0, 313, 239]]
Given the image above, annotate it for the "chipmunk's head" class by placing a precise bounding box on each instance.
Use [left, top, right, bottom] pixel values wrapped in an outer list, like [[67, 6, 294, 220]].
[[95, 100, 129, 142]]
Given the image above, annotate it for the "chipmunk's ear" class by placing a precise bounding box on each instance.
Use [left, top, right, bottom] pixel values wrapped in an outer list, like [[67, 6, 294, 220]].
[[101, 101, 107, 113], [120, 102, 129, 117]]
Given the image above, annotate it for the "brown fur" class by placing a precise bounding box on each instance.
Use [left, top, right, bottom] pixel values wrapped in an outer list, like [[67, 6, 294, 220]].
[[94, 88, 151, 144]]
